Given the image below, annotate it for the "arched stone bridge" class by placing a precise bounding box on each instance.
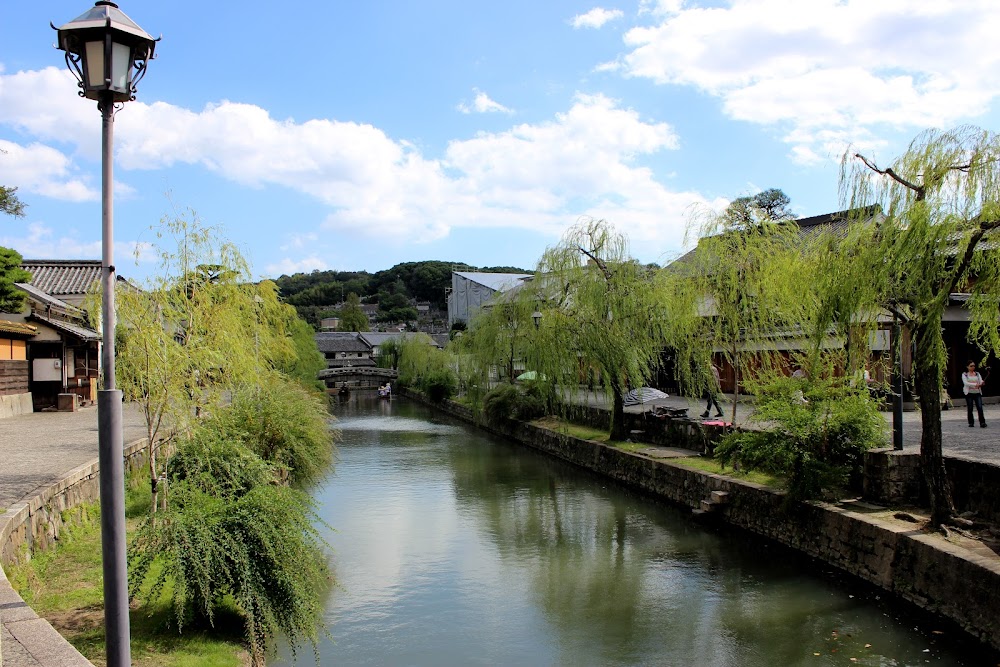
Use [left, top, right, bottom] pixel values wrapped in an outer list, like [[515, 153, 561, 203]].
[[319, 366, 399, 391]]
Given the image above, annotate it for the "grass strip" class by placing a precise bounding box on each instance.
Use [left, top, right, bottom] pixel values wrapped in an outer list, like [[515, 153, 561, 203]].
[[672, 456, 786, 489], [8, 482, 249, 667]]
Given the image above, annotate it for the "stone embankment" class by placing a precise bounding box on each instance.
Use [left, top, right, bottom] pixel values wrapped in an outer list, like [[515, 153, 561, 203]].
[[409, 391, 1000, 653], [0, 437, 150, 667]]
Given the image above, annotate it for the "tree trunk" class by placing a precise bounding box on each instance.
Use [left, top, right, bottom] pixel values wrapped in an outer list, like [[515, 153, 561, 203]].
[[148, 428, 158, 526], [730, 344, 740, 424], [913, 318, 955, 527], [610, 383, 627, 441]]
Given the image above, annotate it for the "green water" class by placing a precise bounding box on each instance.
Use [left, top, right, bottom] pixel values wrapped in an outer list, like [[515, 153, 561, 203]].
[[272, 397, 993, 666]]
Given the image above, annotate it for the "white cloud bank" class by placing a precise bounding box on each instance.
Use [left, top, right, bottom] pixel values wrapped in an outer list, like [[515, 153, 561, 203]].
[[610, 0, 1000, 163], [0, 67, 720, 259]]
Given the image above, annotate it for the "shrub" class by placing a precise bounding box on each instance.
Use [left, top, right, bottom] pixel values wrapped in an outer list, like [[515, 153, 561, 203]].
[[423, 367, 457, 403], [483, 382, 546, 423], [715, 373, 883, 501], [483, 383, 521, 423], [205, 377, 334, 487], [129, 482, 326, 666], [166, 430, 275, 498]]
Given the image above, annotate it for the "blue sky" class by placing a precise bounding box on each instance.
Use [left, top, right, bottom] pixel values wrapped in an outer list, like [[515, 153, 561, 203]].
[[2, 1, 1000, 281]]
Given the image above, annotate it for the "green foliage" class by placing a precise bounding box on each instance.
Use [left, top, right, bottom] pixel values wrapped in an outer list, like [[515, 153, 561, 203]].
[[663, 198, 808, 421], [276, 314, 325, 390], [396, 334, 458, 402], [835, 126, 1000, 524], [423, 366, 457, 403], [338, 292, 369, 331], [529, 219, 670, 440], [129, 482, 326, 666], [715, 369, 883, 501], [118, 208, 338, 663], [376, 337, 400, 369], [722, 188, 794, 231], [1, 184, 26, 218], [204, 380, 334, 487], [482, 382, 546, 424], [166, 431, 276, 499], [274, 260, 528, 325], [0, 246, 30, 312]]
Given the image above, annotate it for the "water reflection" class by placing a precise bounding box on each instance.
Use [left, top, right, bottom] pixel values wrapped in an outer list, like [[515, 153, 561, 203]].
[[272, 397, 993, 666]]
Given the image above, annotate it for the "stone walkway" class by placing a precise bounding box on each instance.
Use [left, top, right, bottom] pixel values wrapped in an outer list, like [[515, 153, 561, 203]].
[[1, 405, 146, 667], [570, 389, 1000, 467]]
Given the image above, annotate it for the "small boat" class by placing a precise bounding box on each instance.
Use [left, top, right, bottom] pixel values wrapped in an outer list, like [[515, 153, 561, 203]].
[[377, 384, 392, 399]]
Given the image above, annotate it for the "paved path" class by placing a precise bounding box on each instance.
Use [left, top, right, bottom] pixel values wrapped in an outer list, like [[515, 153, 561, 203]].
[[0, 405, 147, 511], [1, 405, 147, 667], [570, 390, 1000, 467]]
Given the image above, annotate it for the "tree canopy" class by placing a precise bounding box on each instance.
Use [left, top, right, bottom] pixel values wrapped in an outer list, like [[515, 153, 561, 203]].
[[830, 126, 1000, 526], [0, 247, 30, 313]]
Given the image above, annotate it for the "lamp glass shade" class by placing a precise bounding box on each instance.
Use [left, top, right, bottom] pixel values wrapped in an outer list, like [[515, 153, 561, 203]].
[[110, 41, 131, 92], [84, 40, 105, 88]]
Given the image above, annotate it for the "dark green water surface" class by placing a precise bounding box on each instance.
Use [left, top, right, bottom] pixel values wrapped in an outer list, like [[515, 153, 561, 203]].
[[272, 397, 994, 666]]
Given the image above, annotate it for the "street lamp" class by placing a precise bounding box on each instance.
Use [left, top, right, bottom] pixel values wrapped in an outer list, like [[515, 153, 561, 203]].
[[531, 310, 542, 330], [53, 4, 156, 666]]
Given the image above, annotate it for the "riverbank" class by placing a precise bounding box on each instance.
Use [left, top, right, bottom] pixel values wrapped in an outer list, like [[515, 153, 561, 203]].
[[406, 390, 1000, 653]]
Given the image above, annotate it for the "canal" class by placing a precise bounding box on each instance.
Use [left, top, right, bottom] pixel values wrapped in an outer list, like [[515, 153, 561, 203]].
[[273, 397, 990, 666]]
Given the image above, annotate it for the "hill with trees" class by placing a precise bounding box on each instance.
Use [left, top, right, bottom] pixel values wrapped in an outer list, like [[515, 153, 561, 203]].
[[273, 260, 528, 328]]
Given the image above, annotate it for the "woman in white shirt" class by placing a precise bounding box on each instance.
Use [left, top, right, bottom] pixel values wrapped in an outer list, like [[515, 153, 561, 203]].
[[962, 361, 987, 428]]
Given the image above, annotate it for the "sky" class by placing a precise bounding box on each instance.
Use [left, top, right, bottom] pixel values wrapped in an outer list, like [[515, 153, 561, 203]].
[[2, 0, 1000, 282]]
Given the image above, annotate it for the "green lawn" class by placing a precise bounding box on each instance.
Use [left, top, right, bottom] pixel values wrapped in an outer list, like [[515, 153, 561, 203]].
[[8, 483, 249, 667], [672, 456, 786, 489]]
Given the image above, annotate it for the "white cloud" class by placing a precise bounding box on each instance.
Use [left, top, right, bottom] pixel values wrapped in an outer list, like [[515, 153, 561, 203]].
[[614, 0, 1000, 159], [0, 139, 97, 202], [457, 89, 513, 114], [0, 221, 150, 264], [0, 67, 717, 254], [280, 232, 320, 252], [266, 256, 329, 276], [572, 8, 625, 29]]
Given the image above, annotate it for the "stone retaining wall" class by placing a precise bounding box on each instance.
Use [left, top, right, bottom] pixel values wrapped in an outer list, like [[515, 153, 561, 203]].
[[412, 391, 1000, 652], [0, 437, 150, 667], [864, 449, 1000, 524]]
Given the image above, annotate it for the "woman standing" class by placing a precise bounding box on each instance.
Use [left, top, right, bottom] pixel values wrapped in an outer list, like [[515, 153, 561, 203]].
[[962, 361, 987, 428]]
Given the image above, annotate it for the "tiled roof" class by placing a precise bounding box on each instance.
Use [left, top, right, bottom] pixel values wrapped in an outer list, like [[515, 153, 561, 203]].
[[315, 332, 372, 353], [0, 319, 37, 337], [27, 313, 100, 342], [21, 260, 102, 296], [14, 283, 82, 316]]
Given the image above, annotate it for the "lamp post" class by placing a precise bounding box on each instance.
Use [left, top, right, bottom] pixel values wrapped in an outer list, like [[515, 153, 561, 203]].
[[53, 4, 156, 665], [531, 310, 542, 330]]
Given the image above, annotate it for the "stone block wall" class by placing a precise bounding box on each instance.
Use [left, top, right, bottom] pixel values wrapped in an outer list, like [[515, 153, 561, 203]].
[[864, 449, 1000, 524], [0, 438, 150, 566]]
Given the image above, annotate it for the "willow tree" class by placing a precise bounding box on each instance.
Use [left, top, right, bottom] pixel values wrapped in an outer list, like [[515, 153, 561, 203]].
[[464, 292, 536, 384], [662, 198, 809, 423], [838, 126, 1000, 526], [116, 210, 273, 518], [530, 219, 668, 441]]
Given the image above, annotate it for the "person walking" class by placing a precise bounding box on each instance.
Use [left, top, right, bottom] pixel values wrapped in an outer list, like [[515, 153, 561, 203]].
[[962, 361, 987, 428], [701, 362, 724, 419]]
